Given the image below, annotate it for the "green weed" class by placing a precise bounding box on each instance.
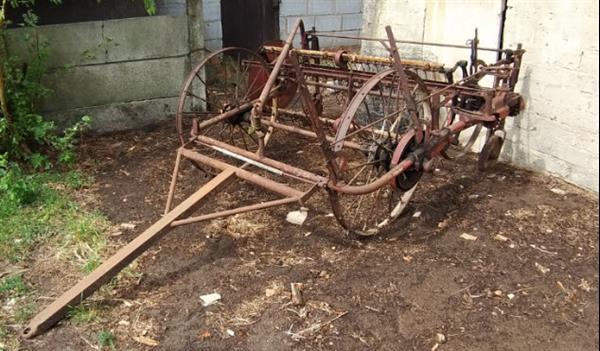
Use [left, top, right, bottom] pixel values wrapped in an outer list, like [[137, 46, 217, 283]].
[[97, 330, 116, 350], [0, 275, 28, 297]]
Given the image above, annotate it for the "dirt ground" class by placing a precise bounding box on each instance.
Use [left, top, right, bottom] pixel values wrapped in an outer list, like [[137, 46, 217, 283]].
[[20, 122, 599, 351]]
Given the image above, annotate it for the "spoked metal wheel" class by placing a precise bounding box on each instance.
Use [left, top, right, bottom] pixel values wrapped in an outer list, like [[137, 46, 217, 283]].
[[176, 47, 271, 151], [328, 69, 433, 236]]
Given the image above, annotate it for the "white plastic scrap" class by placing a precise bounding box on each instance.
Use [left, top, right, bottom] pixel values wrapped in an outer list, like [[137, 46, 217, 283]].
[[200, 293, 222, 307], [286, 210, 308, 225]]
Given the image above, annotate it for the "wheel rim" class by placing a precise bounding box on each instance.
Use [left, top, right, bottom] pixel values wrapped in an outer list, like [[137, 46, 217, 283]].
[[176, 47, 271, 151], [328, 69, 432, 235]]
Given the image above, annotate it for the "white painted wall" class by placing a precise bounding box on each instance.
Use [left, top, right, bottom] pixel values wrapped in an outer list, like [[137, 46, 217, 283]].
[[502, 0, 599, 192], [361, 0, 599, 192]]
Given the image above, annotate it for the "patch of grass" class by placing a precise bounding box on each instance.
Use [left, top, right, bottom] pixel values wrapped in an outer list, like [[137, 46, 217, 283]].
[[97, 330, 116, 350], [13, 303, 36, 323], [67, 304, 99, 325], [0, 275, 28, 297], [0, 170, 107, 262]]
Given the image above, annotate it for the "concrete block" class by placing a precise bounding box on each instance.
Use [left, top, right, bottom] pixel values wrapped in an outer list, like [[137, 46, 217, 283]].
[[205, 20, 223, 40], [156, 0, 187, 15], [286, 16, 315, 34], [205, 39, 223, 51], [5, 27, 38, 64], [308, 0, 335, 15], [7, 21, 106, 68], [332, 30, 361, 47], [280, 0, 307, 16], [342, 13, 362, 30], [41, 56, 188, 111], [315, 15, 342, 32], [104, 16, 189, 62], [203, 0, 222, 22], [336, 0, 362, 14], [46, 97, 178, 133]]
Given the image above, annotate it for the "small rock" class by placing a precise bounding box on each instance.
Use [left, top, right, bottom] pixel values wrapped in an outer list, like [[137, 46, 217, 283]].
[[435, 333, 446, 344], [226, 329, 235, 337], [494, 234, 509, 242], [413, 211, 422, 218], [110, 231, 123, 237], [494, 290, 503, 297], [507, 293, 516, 300], [120, 223, 136, 230], [118, 320, 130, 326], [550, 188, 567, 195], [200, 292, 222, 306], [468, 194, 480, 199], [460, 233, 478, 241], [286, 210, 308, 225]]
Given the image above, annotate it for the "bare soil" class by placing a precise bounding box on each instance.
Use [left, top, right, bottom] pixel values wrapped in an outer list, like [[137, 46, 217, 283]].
[[21, 123, 599, 351]]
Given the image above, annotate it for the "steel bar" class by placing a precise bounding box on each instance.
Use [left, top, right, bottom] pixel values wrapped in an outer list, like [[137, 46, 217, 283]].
[[259, 118, 363, 150], [311, 32, 509, 53], [180, 148, 309, 198], [194, 135, 327, 185], [197, 100, 255, 129], [164, 149, 182, 214], [262, 46, 444, 70], [170, 197, 299, 226], [23, 169, 236, 339], [251, 18, 303, 155]]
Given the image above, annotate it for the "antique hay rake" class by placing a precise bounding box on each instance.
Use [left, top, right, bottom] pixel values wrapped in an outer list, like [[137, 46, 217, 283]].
[[24, 19, 525, 338]]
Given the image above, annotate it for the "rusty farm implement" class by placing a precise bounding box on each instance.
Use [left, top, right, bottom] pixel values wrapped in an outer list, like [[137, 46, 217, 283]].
[[23, 19, 525, 337]]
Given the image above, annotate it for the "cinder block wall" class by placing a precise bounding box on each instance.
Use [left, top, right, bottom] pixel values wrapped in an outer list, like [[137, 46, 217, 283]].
[[6, 2, 204, 133], [361, 0, 599, 192], [202, 0, 222, 51], [502, 1, 599, 192], [279, 0, 363, 47]]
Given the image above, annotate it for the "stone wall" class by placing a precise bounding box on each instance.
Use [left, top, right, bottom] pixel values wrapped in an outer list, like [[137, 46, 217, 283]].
[[6, 2, 204, 133], [360, 0, 599, 192]]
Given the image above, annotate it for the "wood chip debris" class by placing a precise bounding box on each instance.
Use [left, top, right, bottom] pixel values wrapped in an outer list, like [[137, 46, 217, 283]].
[[291, 283, 304, 306], [460, 233, 478, 241], [550, 188, 567, 195], [535, 262, 550, 274], [494, 234, 509, 242], [119, 222, 136, 230], [133, 336, 160, 346]]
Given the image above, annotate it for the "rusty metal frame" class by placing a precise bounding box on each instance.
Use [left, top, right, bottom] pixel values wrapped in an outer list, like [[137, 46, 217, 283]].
[[24, 18, 525, 338]]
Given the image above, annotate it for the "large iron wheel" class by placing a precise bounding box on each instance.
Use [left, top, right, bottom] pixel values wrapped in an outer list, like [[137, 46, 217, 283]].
[[176, 47, 272, 151], [328, 69, 433, 236]]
